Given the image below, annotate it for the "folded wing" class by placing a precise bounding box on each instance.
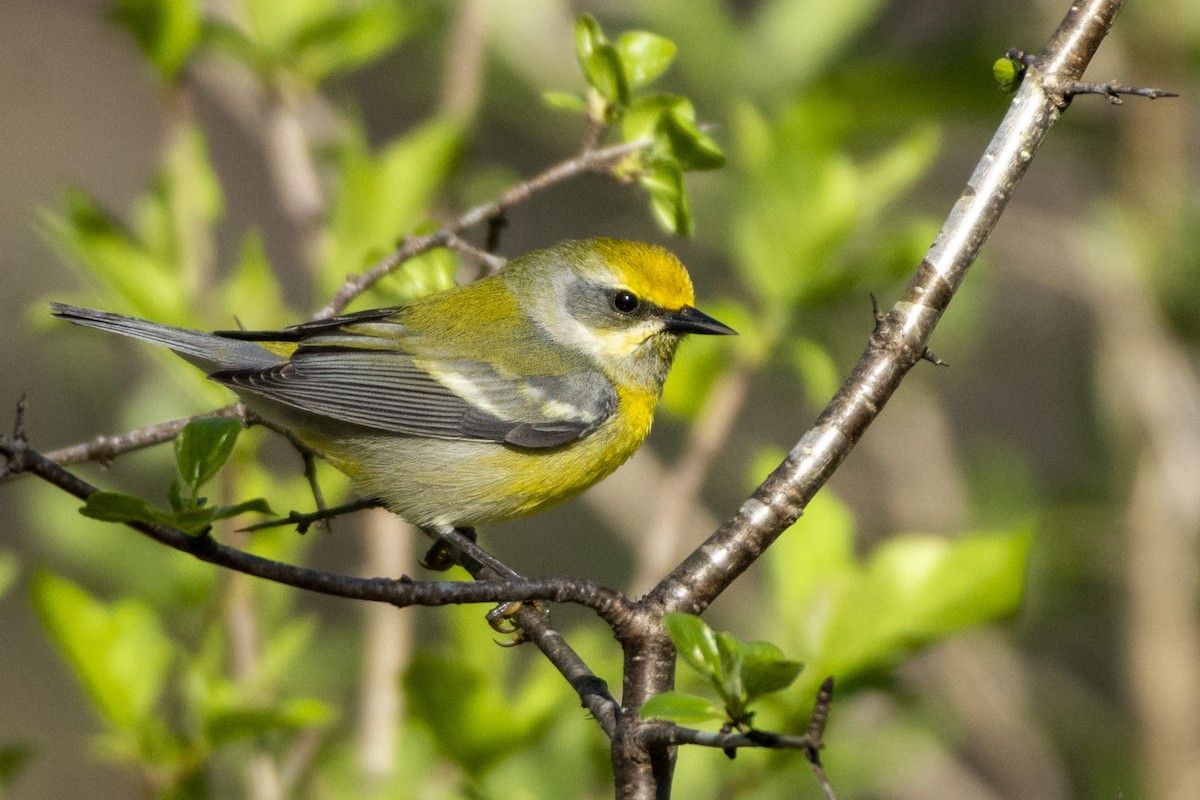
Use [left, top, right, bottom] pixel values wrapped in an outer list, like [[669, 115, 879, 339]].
[[210, 343, 616, 449]]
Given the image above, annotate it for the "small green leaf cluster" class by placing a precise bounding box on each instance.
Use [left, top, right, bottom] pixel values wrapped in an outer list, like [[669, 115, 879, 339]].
[[113, 0, 412, 86], [642, 613, 802, 728], [546, 15, 725, 235], [80, 419, 272, 536], [31, 571, 331, 796]]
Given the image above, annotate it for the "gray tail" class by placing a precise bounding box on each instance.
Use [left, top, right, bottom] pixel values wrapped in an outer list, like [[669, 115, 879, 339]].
[[50, 303, 280, 374]]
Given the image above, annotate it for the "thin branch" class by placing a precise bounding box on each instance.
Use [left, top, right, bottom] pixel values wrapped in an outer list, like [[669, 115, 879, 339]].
[[640, 677, 837, 798], [644, 725, 815, 753], [315, 136, 652, 319], [443, 233, 509, 274], [1056, 79, 1177, 103], [0, 405, 241, 482], [1004, 48, 1177, 102], [0, 437, 637, 621], [240, 498, 380, 533], [2, 431, 626, 735], [647, 0, 1145, 617]]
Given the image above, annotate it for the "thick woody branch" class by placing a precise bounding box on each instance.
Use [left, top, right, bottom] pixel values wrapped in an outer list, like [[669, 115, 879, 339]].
[[648, 0, 1141, 616]]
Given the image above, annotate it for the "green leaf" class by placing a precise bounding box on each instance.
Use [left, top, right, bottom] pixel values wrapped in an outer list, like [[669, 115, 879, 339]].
[[40, 121, 222, 322], [174, 418, 241, 496], [584, 45, 631, 108], [149, 122, 224, 293], [730, 100, 937, 311], [735, 640, 803, 700], [112, 0, 203, 81], [659, 108, 725, 171], [573, 14, 607, 70], [622, 94, 685, 143], [747, 0, 888, 94], [640, 691, 725, 723], [80, 491, 174, 528], [166, 477, 186, 512], [713, 631, 748, 715], [663, 612, 723, 680], [40, 190, 180, 318], [542, 90, 588, 112], [883, 527, 1032, 635], [667, 613, 804, 724], [616, 31, 676, 88], [765, 503, 1032, 698], [641, 160, 693, 235], [31, 573, 174, 731], [165, 506, 218, 536], [202, 20, 267, 74], [208, 497, 275, 523]]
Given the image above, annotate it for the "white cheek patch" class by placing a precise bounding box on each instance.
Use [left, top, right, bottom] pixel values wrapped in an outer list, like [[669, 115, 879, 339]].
[[562, 317, 660, 360]]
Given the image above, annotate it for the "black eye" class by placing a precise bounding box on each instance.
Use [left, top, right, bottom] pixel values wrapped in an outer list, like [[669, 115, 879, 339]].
[[613, 290, 639, 314]]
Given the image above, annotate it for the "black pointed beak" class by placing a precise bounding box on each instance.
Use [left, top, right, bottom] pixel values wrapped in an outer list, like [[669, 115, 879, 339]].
[[663, 305, 738, 336]]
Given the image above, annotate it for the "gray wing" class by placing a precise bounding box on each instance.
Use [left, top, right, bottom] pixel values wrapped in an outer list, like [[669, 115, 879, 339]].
[[209, 348, 616, 449]]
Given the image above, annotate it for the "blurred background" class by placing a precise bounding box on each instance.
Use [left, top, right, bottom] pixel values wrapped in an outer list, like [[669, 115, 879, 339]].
[[1, 0, 1198, 798]]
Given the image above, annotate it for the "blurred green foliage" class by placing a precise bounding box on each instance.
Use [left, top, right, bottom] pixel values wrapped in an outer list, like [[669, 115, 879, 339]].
[[13, 0, 1184, 798]]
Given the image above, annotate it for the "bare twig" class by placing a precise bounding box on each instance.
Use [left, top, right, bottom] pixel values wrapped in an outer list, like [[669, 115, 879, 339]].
[[1004, 48, 1177, 102], [443, 233, 509, 274], [640, 677, 837, 798], [1, 438, 637, 618], [2, 433, 625, 734], [240, 498, 380, 533], [316, 136, 652, 319], [1056, 79, 1177, 103], [0, 405, 241, 482]]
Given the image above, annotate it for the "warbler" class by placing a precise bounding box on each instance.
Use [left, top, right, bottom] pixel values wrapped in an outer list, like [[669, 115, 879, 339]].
[[52, 238, 735, 533]]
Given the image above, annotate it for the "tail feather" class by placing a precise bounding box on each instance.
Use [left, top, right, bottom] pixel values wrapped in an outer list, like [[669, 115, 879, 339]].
[[50, 303, 281, 374]]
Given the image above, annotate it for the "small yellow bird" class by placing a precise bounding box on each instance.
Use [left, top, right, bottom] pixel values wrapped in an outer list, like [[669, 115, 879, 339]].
[[52, 238, 735, 533]]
